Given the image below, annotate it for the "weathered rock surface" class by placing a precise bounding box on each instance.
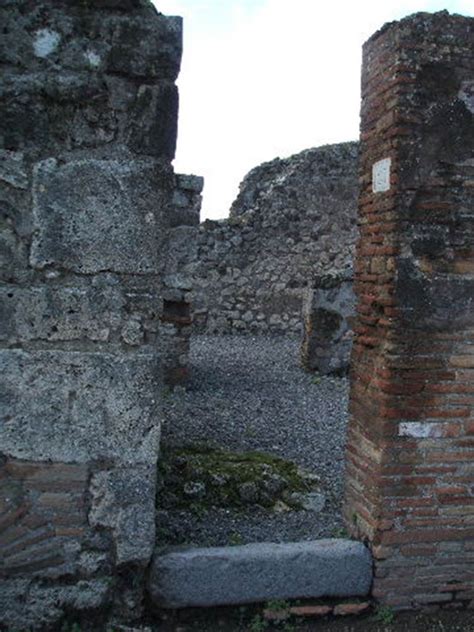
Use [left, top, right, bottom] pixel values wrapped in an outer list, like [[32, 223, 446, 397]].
[[0, 0, 200, 627], [148, 539, 372, 608], [31, 158, 172, 274], [301, 270, 356, 375], [193, 142, 358, 334]]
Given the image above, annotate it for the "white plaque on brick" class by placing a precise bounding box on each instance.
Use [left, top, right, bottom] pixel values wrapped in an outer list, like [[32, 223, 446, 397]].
[[372, 157, 391, 193]]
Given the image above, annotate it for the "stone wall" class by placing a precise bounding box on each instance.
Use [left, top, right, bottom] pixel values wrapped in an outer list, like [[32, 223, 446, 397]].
[[0, 1, 199, 627], [193, 142, 359, 334], [162, 173, 203, 387], [344, 11, 474, 609]]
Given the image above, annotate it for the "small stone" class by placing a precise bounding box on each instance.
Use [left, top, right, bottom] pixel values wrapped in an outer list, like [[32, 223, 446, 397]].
[[300, 492, 326, 512], [121, 319, 143, 346], [33, 29, 61, 58], [210, 473, 228, 487], [297, 467, 320, 484], [273, 500, 291, 513], [183, 482, 206, 498]]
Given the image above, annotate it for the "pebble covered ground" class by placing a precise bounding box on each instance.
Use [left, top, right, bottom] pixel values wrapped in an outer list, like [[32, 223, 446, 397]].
[[160, 334, 349, 546]]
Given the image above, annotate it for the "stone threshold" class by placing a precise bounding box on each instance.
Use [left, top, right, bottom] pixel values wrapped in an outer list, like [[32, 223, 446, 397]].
[[147, 539, 373, 609]]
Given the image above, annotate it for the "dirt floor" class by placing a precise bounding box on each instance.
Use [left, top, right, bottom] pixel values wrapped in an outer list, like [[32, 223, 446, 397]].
[[152, 605, 474, 632]]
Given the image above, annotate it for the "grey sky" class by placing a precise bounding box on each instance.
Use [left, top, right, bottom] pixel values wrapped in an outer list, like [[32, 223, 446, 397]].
[[155, 0, 474, 219]]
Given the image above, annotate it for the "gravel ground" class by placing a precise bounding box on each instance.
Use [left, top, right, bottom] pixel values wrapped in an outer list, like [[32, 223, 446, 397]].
[[160, 334, 349, 546]]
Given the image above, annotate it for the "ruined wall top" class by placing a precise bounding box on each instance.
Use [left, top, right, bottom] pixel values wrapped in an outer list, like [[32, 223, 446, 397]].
[[193, 142, 359, 334], [230, 142, 358, 220], [1, 0, 181, 161]]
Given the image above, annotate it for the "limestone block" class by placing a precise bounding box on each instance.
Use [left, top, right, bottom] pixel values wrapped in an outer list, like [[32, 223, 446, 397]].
[[148, 539, 372, 608], [0, 349, 162, 464], [31, 158, 173, 274]]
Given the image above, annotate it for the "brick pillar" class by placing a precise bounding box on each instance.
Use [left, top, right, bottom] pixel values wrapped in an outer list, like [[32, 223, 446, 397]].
[[345, 11, 474, 609]]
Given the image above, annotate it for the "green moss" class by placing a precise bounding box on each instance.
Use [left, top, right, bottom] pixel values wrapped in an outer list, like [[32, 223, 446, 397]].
[[158, 444, 317, 512]]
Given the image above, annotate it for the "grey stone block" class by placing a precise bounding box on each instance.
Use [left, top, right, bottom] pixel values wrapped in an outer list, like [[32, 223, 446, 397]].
[[127, 84, 178, 160], [1, 70, 119, 152], [0, 285, 125, 343], [89, 466, 157, 565], [31, 158, 173, 274], [166, 226, 199, 273], [176, 174, 204, 193], [104, 14, 182, 80], [0, 349, 162, 464], [148, 539, 372, 608]]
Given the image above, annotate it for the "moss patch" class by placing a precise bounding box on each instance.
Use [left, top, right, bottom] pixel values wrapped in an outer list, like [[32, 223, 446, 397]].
[[158, 444, 319, 512]]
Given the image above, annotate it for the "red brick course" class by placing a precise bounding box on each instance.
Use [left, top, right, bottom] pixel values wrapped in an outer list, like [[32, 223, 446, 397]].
[[0, 458, 89, 578]]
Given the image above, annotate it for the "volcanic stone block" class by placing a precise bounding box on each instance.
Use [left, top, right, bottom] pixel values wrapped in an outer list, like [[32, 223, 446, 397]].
[[104, 14, 182, 80], [0, 349, 161, 464], [0, 150, 28, 190], [127, 84, 179, 160], [31, 158, 173, 274], [0, 285, 124, 343], [0, 229, 29, 283], [148, 540, 372, 608]]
